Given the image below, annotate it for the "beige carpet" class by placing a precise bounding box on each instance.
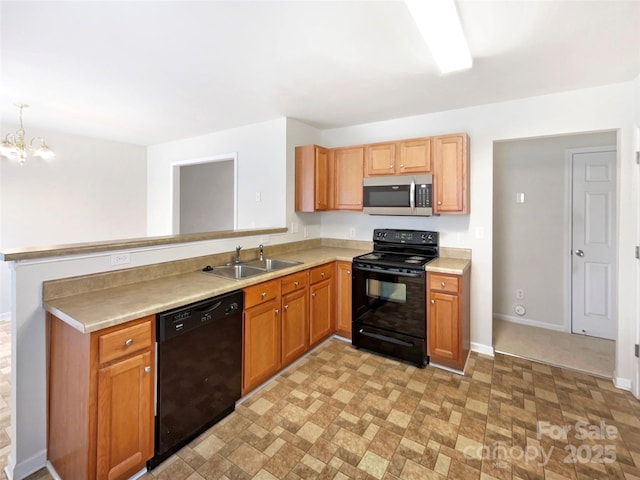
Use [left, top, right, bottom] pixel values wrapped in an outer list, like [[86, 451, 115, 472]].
[[493, 318, 615, 378]]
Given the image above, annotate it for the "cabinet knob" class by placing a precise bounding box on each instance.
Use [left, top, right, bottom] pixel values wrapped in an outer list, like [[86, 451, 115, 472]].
[[275, 309, 279, 315], [437, 200, 442, 205], [389, 165, 393, 169], [312, 293, 316, 298], [321, 272, 325, 277], [347, 270, 351, 275], [400, 164, 404, 168], [294, 281, 299, 287], [261, 292, 267, 298], [284, 304, 289, 311], [144, 366, 151, 373], [431, 299, 435, 304], [125, 338, 133, 347], [441, 281, 446, 287]]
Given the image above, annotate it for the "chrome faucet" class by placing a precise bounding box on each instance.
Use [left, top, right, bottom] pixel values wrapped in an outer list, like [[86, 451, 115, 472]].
[[234, 245, 242, 264], [259, 244, 264, 261]]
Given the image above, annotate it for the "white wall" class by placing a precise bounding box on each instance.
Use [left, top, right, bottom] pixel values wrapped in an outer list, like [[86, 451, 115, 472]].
[[147, 118, 288, 235], [0, 126, 147, 317], [319, 81, 638, 384], [493, 132, 616, 331]]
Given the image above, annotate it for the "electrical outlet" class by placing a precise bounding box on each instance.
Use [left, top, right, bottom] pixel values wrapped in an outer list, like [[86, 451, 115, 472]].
[[349, 228, 356, 238], [260, 235, 270, 244], [303, 227, 309, 238], [111, 253, 130, 266], [516, 289, 524, 300], [255, 191, 261, 202], [475, 227, 484, 239], [291, 222, 299, 233]]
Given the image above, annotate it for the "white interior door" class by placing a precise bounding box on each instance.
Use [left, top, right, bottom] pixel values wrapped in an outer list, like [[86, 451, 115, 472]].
[[571, 148, 616, 340]]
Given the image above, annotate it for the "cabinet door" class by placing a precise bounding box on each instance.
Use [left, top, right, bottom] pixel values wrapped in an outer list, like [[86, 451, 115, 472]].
[[433, 134, 468, 214], [335, 261, 352, 337], [281, 288, 308, 367], [428, 291, 460, 363], [365, 143, 396, 176], [398, 138, 431, 174], [314, 147, 330, 210], [309, 278, 334, 345], [333, 147, 364, 210], [243, 300, 281, 393], [96, 351, 153, 480]]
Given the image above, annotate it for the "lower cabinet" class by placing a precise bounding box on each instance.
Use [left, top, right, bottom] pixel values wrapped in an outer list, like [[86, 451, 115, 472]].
[[427, 271, 470, 372], [309, 263, 335, 347], [48, 315, 155, 480], [280, 271, 309, 367], [242, 279, 281, 395], [335, 261, 352, 338]]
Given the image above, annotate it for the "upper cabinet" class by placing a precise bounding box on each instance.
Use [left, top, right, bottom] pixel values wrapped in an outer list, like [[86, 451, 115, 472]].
[[433, 133, 469, 214], [294, 132, 468, 215], [332, 146, 364, 211], [365, 138, 431, 176], [295, 145, 330, 212]]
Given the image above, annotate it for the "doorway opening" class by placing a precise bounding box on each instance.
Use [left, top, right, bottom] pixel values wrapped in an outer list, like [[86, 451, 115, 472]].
[[171, 154, 238, 234], [492, 131, 617, 378]]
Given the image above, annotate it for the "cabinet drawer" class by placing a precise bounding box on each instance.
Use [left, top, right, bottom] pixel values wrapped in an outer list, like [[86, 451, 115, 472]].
[[428, 274, 459, 294], [281, 271, 307, 295], [309, 263, 334, 284], [244, 280, 279, 309], [98, 319, 153, 365]]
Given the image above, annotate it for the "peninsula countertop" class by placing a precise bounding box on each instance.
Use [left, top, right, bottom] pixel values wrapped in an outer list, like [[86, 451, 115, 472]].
[[44, 246, 472, 334]]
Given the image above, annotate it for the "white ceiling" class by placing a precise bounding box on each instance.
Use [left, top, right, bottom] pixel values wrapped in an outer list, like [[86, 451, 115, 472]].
[[1, 0, 639, 146]]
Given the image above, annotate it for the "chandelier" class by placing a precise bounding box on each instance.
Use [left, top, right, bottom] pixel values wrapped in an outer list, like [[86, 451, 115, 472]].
[[1, 103, 56, 165]]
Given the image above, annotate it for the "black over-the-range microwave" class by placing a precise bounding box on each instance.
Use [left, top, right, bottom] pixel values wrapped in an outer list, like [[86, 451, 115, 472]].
[[362, 174, 432, 216]]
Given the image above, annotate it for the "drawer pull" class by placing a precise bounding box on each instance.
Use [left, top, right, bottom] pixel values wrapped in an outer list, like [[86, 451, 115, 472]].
[[431, 299, 435, 304], [261, 292, 267, 298], [441, 282, 446, 287], [125, 338, 133, 347], [321, 272, 325, 277], [294, 281, 299, 287], [144, 366, 151, 373]]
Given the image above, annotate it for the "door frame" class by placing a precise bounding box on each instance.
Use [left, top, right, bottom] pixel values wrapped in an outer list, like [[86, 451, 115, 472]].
[[564, 145, 618, 337]]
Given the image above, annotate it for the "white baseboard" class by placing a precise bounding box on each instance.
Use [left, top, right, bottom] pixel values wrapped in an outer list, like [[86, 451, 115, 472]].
[[0, 312, 10, 322], [471, 342, 494, 357], [614, 376, 632, 391], [494, 313, 568, 332], [46, 461, 62, 480], [4, 449, 47, 480]]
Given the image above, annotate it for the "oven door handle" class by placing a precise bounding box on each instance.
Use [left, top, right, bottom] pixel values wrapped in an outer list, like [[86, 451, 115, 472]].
[[358, 329, 414, 347], [410, 179, 415, 211], [353, 265, 423, 278]]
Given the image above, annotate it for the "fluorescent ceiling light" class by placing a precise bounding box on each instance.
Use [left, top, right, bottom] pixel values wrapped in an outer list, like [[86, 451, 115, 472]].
[[405, 0, 472, 74]]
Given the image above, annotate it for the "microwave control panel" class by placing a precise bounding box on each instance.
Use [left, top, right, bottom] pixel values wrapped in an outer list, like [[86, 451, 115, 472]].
[[415, 183, 432, 208]]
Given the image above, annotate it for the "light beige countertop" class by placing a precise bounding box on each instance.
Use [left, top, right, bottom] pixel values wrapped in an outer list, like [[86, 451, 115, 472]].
[[425, 257, 471, 275], [44, 246, 368, 333]]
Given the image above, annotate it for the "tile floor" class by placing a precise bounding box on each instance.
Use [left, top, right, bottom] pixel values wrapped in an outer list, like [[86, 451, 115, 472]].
[[0, 322, 638, 480]]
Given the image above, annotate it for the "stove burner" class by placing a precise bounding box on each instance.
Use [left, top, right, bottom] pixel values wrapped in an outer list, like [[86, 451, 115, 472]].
[[405, 258, 425, 264], [360, 253, 382, 260]]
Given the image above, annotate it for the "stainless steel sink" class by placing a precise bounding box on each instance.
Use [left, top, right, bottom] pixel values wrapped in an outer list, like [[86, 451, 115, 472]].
[[245, 258, 302, 271], [204, 264, 267, 280]]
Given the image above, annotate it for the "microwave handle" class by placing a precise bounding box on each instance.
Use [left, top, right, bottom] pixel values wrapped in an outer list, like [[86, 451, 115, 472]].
[[410, 179, 415, 210]]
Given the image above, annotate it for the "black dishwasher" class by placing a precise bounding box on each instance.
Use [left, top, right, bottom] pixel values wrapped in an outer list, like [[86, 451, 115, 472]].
[[148, 290, 243, 469]]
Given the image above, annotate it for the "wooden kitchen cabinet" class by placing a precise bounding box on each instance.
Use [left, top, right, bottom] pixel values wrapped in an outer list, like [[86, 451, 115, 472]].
[[427, 271, 470, 372], [365, 138, 431, 176], [335, 261, 352, 339], [243, 279, 281, 394], [48, 315, 155, 480], [295, 144, 330, 212], [433, 133, 469, 214], [331, 146, 364, 210], [280, 271, 309, 367], [309, 263, 335, 347]]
